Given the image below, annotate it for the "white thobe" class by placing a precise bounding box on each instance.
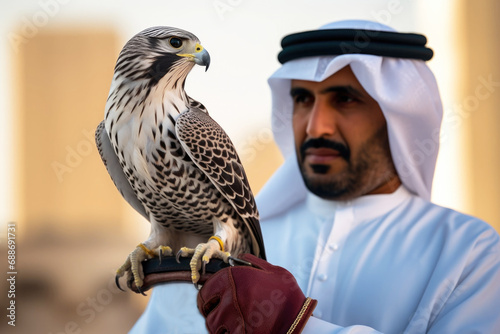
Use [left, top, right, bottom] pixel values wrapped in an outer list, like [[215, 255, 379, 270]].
[[130, 186, 500, 333]]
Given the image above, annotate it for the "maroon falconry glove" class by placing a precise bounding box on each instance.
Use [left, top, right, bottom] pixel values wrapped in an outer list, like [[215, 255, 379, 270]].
[[197, 254, 317, 334]]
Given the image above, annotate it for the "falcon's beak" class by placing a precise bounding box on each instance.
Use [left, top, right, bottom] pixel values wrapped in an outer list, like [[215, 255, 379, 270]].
[[177, 43, 211, 71]]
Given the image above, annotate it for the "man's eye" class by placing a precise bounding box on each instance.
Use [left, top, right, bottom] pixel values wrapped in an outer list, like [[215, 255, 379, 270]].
[[336, 94, 356, 104], [293, 94, 312, 105]]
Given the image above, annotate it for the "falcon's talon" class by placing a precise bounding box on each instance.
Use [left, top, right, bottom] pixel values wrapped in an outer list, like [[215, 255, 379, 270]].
[[136, 285, 147, 296], [228, 256, 253, 267], [175, 250, 183, 263], [176, 247, 195, 263], [202, 260, 208, 276], [157, 246, 173, 265], [115, 275, 125, 292]]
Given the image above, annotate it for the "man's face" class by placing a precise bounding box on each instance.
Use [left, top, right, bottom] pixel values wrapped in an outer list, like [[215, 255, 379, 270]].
[[291, 66, 400, 200]]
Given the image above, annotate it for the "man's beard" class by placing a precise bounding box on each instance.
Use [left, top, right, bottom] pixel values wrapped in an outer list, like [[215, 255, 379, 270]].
[[297, 126, 397, 200]]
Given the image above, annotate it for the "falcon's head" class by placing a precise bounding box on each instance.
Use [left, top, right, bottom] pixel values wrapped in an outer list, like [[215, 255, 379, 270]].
[[112, 26, 210, 88]]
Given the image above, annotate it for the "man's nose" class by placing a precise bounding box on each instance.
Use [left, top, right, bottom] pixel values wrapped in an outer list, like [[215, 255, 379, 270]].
[[306, 100, 337, 138]]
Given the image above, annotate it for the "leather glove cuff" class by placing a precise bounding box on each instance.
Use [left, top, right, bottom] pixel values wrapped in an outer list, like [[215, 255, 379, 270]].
[[287, 297, 317, 334], [197, 254, 318, 333]]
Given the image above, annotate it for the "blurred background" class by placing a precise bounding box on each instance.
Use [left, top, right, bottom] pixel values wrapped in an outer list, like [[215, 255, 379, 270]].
[[0, 0, 499, 333]]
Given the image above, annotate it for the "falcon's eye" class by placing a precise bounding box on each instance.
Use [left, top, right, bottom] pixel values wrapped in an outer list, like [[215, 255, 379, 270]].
[[169, 37, 183, 48]]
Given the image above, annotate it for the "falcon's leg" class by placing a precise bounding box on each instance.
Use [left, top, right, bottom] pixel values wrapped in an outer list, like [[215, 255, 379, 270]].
[[177, 236, 231, 283], [116, 244, 173, 293], [116, 222, 173, 294], [177, 220, 235, 284]]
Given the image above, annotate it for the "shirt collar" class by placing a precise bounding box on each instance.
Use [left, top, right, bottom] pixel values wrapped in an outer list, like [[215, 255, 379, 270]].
[[306, 185, 413, 222]]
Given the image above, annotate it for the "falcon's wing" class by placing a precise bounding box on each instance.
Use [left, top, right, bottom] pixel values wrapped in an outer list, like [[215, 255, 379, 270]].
[[95, 121, 149, 221], [175, 110, 266, 260]]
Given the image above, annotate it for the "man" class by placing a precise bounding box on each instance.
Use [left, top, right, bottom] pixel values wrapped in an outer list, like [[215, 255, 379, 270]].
[[131, 20, 500, 333]]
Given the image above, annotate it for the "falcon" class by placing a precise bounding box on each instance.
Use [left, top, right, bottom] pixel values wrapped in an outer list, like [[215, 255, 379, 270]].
[[95, 26, 266, 293]]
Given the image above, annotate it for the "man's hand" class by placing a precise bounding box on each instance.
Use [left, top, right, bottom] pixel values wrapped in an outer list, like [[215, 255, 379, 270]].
[[197, 254, 317, 334]]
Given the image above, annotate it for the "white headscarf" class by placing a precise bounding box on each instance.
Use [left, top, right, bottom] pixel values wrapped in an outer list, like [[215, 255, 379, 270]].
[[257, 20, 443, 220]]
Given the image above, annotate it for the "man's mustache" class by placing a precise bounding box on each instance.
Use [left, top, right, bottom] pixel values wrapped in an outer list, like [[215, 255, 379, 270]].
[[300, 138, 350, 161]]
